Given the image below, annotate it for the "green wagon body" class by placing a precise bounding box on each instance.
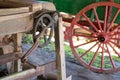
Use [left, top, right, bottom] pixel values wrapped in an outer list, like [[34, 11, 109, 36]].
[[40, 0, 120, 23], [40, 0, 120, 14]]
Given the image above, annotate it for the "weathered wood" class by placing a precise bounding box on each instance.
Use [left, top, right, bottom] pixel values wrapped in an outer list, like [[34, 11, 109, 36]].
[[0, 45, 14, 73], [5, 0, 56, 11], [12, 33, 22, 72], [12, 33, 22, 52], [0, 12, 33, 35], [0, 0, 30, 8], [1, 45, 14, 54], [0, 61, 56, 80], [54, 17, 67, 80], [0, 7, 30, 16], [0, 12, 32, 21], [0, 53, 20, 65], [0, 0, 58, 79], [0, 0, 57, 35]]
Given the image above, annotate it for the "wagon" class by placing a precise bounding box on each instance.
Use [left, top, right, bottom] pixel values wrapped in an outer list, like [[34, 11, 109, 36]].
[[0, 0, 59, 69], [41, 0, 120, 73]]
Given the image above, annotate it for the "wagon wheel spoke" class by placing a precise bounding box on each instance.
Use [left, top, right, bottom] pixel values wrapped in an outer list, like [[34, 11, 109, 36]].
[[105, 44, 116, 68], [110, 40, 120, 48], [74, 39, 97, 48], [111, 24, 120, 33], [79, 42, 99, 58], [111, 37, 120, 40], [107, 42, 120, 57], [101, 43, 105, 70], [107, 9, 120, 32], [75, 23, 97, 34], [82, 13, 99, 32], [92, 7, 102, 32], [103, 6, 109, 32], [111, 31, 120, 36], [89, 43, 101, 66]]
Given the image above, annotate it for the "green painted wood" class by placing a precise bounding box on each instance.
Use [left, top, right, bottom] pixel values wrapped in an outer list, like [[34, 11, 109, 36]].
[[39, 0, 120, 14], [40, 0, 96, 15], [40, 0, 120, 23]]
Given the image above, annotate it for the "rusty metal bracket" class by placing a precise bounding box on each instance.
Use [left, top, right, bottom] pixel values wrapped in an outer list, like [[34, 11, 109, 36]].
[[21, 27, 47, 63]]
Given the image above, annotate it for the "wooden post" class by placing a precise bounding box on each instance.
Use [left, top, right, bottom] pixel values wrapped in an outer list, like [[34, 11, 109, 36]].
[[54, 17, 67, 80], [12, 33, 22, 72]]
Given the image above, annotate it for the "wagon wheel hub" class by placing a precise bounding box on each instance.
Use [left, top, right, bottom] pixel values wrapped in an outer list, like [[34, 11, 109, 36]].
[[98, 34, 110, 43], [98, 36, 105, 42]]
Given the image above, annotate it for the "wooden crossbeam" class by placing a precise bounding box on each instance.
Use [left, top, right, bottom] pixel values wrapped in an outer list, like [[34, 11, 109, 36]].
[[0, 52, 21, 65], [0, 61, 56, 80]]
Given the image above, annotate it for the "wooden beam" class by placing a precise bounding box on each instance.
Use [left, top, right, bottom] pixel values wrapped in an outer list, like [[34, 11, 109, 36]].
[[0, 53, 20, 65], [54, 17, 67, 80], [0, 12, 33, 35], [0, 61, 56, 80], [0, 7, 30, 16]]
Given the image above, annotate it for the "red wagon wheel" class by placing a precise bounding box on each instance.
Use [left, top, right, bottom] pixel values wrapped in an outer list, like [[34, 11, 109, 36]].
[[69, 2, 120, 73]]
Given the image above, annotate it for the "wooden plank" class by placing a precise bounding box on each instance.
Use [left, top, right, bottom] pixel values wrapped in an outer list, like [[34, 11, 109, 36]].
[[0, 12, 33, 35], [0, 12, 32, 21], [0, 1, 30, 8], [5, 0, 56, 11], [0, 7, 30, 16], [0, 61, 56, 80], [74, 28, 91, 35], [54, 17, 67, 80]]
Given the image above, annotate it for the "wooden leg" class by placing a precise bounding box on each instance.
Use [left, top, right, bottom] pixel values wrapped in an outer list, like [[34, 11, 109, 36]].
[[12, 33, 22, 72], [54, 17, 67, 80]]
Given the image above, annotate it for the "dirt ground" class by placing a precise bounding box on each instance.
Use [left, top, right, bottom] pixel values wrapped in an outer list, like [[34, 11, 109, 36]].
[[22, 44, 120, 80]]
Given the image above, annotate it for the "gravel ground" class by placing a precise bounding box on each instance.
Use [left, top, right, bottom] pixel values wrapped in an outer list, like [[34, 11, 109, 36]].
[[22, 44, 120, 80]]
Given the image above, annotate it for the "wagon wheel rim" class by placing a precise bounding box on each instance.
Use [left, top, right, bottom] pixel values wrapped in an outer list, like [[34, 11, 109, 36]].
[[69, 2, 120, 73], [33, 13, 54, 48]]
